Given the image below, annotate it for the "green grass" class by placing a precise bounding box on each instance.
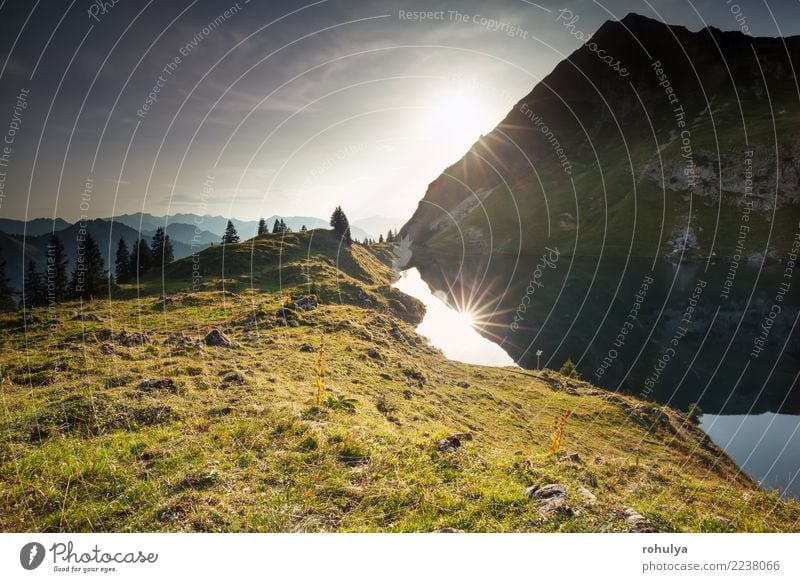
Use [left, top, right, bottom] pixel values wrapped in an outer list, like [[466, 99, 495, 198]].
[[1, 230, 798, 532]]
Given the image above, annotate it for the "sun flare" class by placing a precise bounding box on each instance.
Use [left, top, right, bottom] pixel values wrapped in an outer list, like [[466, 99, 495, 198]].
[[426, 90, 492, 145]]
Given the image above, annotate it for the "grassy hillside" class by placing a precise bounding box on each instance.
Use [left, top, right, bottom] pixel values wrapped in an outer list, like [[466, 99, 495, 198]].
[[1, 230, 798, 532]]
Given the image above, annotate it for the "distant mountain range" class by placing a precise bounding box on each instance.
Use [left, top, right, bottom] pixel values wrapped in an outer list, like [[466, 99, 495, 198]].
[[107, 213, 393, 241], [0, 212, 401, 288]]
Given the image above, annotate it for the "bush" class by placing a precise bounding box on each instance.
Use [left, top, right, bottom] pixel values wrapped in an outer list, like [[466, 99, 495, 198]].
[[686, 402, 703, 421], [559, 358, 580, 378]]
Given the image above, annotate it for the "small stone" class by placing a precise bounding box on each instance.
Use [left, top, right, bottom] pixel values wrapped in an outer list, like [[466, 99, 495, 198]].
[[72, 312, 102, 322], [530, 483, 567, 501], [299, 343, 315, 352], [558, 452, 581, 463], [576, 486, 597, 503], [100, 342, 115, 355], [367, 347, 381, 359], [434, 528, 464, 533], [204, 329, 232, 347], [456, 381, 470, 388], [221, 371, 245, 385], [138, 378, 176, 392], [437, 432, 472, 452], [711, 516, 733, 529], [524, 485, 540, 498], [116, 330, 150, 346], [623, 507, 658, 532]]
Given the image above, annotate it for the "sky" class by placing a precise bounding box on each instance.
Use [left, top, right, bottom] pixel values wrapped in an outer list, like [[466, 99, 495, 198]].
[[1, 0, 799, 224]]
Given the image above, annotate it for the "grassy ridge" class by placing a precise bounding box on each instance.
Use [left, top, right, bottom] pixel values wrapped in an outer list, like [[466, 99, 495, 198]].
[[1, 230, 798, 532]]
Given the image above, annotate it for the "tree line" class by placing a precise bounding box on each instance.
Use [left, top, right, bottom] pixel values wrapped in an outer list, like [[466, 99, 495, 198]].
[[0, 227, 176, 309], [0, 208, 396, 310]]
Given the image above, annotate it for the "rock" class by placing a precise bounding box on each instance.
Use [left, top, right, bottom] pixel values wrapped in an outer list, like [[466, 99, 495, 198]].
[[72, 312, 102, 322], [711, 515, 733, 530], [204, 329, 232, 347], [528, 483, 567, 501], [456, 380, 470, 388], [403, 368, 426, 386], [623, 507, 659, 532], [526, 484, 572, 516], [434, 528, 465, 533], [437, 432, 472, 452], [292, 294, 319, 311], [220, 371, 245, 385], [138, 378, 176, 392], [367, 347, 381, 359], [275, 306, 298, 320], [558, 452, 581, 463], [99, 342, 115, 355], [379, 373, 393, 381], [299, 343, 315, 352], [576, 486, 597, 503], [165, 333, 203, 350], [116, 330, 150, 346], [288, 319, 300, 327]]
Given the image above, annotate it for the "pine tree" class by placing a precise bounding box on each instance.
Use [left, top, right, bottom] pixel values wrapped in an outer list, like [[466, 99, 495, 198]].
[[23, 260, 46, 307], [115, 237, 131, 284], [378, 233, 384, 244], [257, 218, 268, 236], [386, 229, 395, 243], [46, 234, 69, 302], [0, 256, 15, 311], [150, 227, 174, 268], [280, 219, 289, 233], [134, 238, 151, 278], [70, 232, 107, 299], [272, 219, 283, 234], [300, 225, 307, 233], [222, 220, 240, 243], [329, 206, 351, 244]]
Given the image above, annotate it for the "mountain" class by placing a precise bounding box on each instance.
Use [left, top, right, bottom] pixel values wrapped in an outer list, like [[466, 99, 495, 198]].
[[397, 14, 800, 410], [0, 218, 70, 236], [351, 215, 403, 239], [401, 13, 800, 259], [2, 229, 798, 531], [109, 213, 371, 243]]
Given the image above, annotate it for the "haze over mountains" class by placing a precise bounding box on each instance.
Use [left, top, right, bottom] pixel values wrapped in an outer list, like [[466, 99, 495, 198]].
[[0, 212, 398, 288]]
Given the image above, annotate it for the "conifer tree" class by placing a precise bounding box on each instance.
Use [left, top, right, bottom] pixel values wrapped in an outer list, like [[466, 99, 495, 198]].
[[70, 232, 107, 299], [329, 206, 351, 244], [115, 237, 131, 284], [150, 227, 174, 268], [257, 218, 268, 236], [0, 256, 15, 311], [134, 238, 152, 278], [46, 233, 69, 302], [222, 220, 240, 243], [23, 260, 46, 307]]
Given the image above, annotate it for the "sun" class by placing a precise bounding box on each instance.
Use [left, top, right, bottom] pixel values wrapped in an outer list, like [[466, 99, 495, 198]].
[[453, 308, 476, 329], [426, 89, 490, 145]]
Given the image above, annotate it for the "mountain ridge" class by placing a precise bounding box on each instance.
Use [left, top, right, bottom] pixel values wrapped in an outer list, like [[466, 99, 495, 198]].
[[400, 12, 800, 259]]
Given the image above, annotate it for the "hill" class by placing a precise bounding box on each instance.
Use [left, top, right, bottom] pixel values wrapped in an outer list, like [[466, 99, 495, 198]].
[[400, 13, 800, 259], [0, 229, 797, 532]]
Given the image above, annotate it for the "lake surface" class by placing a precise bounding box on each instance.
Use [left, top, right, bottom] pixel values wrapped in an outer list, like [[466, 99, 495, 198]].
[[392, 268, 516, 367], [700, 413, 800, 499], [396, 257, 800, 499]]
